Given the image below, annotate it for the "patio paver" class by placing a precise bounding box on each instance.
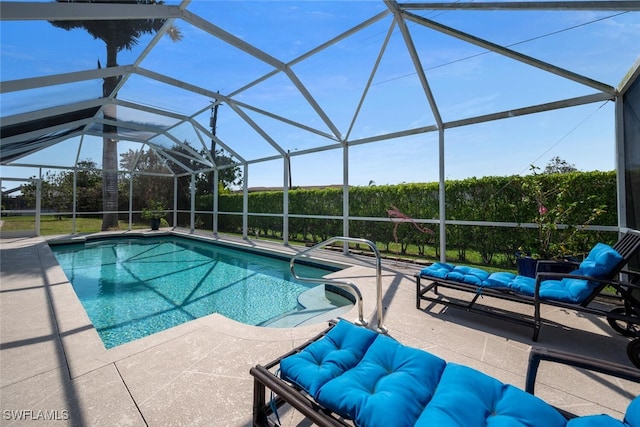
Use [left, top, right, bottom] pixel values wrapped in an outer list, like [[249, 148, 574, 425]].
[[1, 232, 638, 426]]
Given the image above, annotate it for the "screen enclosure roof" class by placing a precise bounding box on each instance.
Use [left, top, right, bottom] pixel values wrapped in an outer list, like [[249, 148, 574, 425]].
[[1, 0, 639, 182]]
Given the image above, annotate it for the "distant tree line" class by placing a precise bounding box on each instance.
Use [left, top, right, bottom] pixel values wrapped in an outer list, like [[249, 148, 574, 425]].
[[19, 143, 241, 216]]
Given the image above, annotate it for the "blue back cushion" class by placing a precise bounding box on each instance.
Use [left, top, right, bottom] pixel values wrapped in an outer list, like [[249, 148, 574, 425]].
[[577, 243, 623, 278], [280, 320, 378, 397], [315, 334, 446, 427], [415, 363, 567, 427]]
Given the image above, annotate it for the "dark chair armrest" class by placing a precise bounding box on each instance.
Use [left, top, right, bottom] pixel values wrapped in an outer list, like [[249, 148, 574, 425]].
[[526, 346, 640, 395], [535, 259, 580, 275]]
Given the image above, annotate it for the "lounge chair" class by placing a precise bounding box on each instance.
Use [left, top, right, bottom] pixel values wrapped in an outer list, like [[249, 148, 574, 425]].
[[250, 320, 640, 427], [416, 229, 640, 343]]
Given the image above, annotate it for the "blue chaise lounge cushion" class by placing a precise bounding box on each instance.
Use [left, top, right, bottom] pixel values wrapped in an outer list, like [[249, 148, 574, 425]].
[[512, 243, 621, 302], [538, 242, 622, 302], [537, 278, 599, 303], [420, 262, 455, 280], [280, 320, 378, 397], [446, 265, 491, 285], [422, 243, 623, 304], [483, 243, 623, 303], [420, 263, 490, 286], [315, 333, 446, 427], [576, 243, 623, 278], [486, 274, 600, 303], [415, 363, 567, 427], [278, 321, 638, 427]]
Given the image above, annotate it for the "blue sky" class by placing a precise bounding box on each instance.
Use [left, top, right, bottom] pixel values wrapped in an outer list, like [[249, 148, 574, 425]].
[[1, 1, 639, 189]]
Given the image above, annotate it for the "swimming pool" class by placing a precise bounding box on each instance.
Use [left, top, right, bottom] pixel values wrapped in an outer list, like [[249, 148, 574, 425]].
[[50, 236, 352, 348]]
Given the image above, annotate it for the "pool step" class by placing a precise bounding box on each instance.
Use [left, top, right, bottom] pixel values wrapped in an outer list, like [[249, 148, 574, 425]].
[[262, 285, 353, 328]]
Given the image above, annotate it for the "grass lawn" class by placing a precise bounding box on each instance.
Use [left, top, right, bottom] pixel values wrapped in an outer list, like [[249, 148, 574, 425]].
[[0, 215, 148, 235]]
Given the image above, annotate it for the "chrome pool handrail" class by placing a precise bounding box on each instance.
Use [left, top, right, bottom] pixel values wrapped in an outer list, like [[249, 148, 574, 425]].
[[289, 236, 387, 333]]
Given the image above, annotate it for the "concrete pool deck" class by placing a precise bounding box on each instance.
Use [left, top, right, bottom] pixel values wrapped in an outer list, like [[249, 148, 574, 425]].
[[1, 230, 639, 426]]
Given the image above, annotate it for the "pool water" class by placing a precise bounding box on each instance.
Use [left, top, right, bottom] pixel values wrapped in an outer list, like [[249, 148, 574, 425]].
[[51, 236, 350, 348]]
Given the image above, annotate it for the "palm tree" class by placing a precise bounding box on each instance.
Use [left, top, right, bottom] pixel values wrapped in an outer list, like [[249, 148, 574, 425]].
[[51, 0, 182, 230]]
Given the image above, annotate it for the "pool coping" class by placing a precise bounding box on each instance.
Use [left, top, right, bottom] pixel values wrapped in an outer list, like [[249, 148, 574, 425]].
[[41, 229, 382, 379]]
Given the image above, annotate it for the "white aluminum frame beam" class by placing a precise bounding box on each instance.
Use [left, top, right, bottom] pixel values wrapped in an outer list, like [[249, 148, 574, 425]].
[[386, 0, 443, 128], [0, 1, 179, 21], [1, 118, 92, 146], [114, 98, 186, 122], [232, 100, 338, 141], [181, 9, 342, 141], [618, 58, 640, 94], [0, 66, 130, 94], [136, 66, 335, 161], [225, 103, 287, 157], [1, 129, 85, 164], [191, 120, 245, 163], [444, 92, 614, 129], [226, 11, 389, 100], [0, 98, 107, 127], [346, 19, 397, 142], [399, 1, 640, 11], [401, 10, 616, 95]]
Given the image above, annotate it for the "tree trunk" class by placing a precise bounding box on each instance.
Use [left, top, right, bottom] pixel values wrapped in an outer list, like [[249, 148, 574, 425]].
[[102, 137, 119, 230], [101, 44, 120, 231]]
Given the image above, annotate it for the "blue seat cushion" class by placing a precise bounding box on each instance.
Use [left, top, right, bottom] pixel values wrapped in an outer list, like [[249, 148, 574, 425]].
[[415, 363, 567, 427], [538, 278, 593, 303], [505, 274, 536, 295], [315, 333, 446, 427], [421, 263, 490, 286], [486, 272, 593, 303], [485, 271, 516, 289], [280, 320, 378, 397], [446, 265, 490, 285], [420, 262, 454, 279]]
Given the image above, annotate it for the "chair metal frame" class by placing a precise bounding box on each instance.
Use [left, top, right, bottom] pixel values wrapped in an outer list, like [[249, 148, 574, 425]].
[[250, 321, 640, 427], [416, 229, 640, 342]]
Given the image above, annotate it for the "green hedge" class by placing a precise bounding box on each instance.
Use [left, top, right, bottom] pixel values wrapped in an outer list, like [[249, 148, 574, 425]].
[[197, 171, 618, 267]]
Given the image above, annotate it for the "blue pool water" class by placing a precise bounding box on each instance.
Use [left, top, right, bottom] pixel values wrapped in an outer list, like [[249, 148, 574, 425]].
[[51, 236, 348, 348]]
